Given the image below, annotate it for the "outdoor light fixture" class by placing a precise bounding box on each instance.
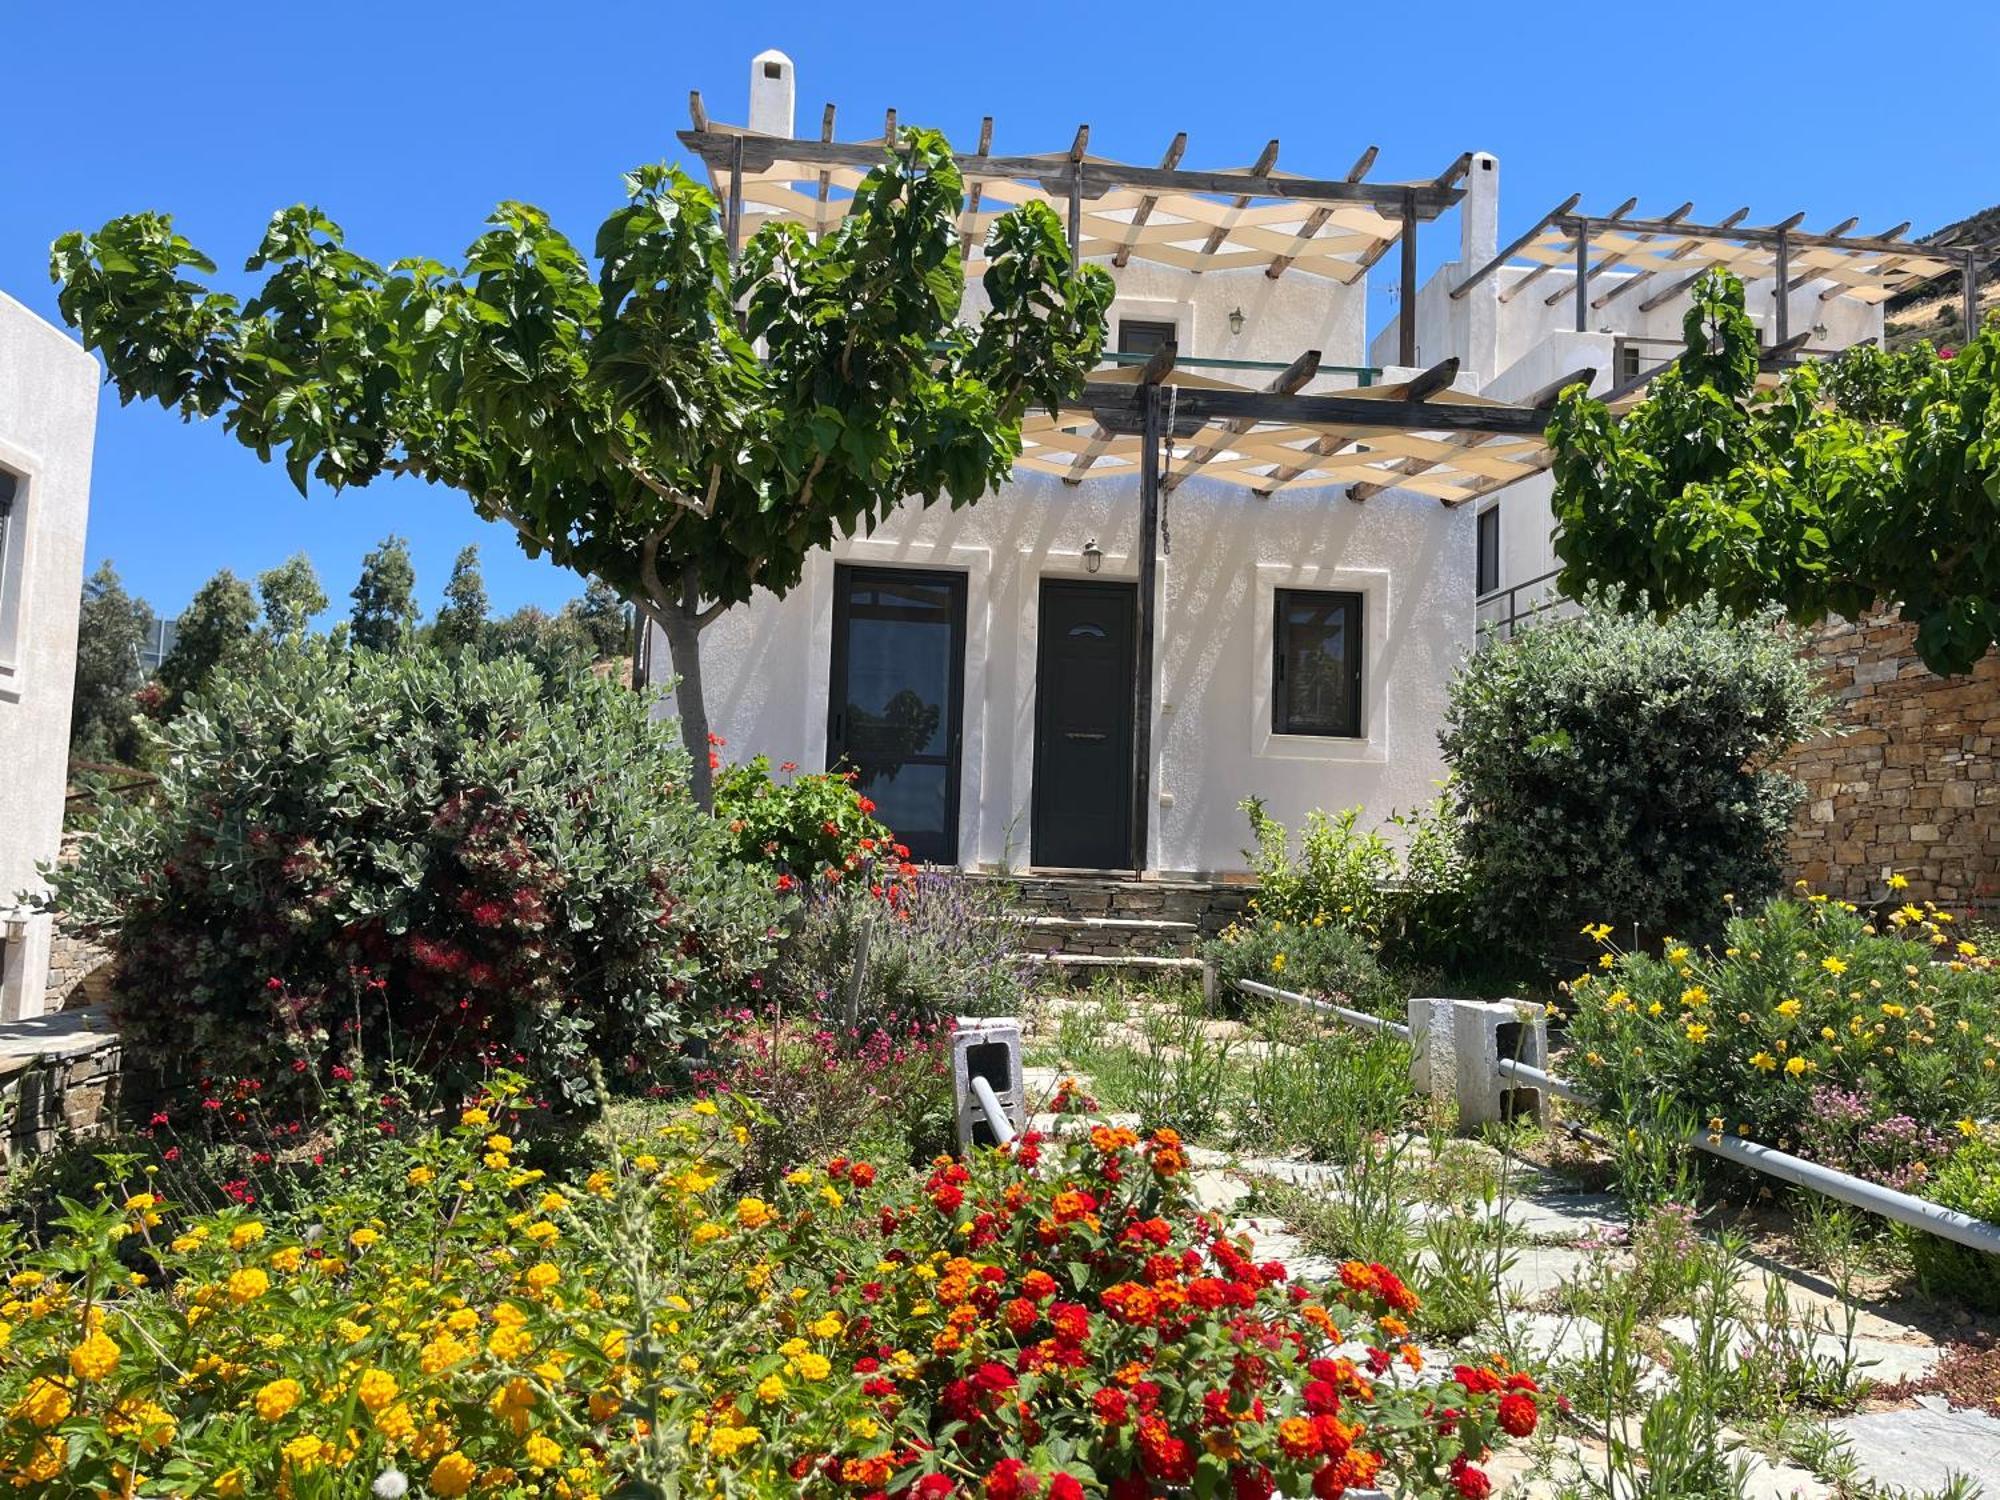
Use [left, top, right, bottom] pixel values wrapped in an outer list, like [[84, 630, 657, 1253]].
[[1228, 306, 1246, 336], [1082, 538, 1104, 574]]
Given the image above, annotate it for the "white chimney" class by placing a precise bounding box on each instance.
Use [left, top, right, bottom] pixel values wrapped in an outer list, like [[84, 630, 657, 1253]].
[[1460, 152, 1501, 385], [749, 49, 796, 137]]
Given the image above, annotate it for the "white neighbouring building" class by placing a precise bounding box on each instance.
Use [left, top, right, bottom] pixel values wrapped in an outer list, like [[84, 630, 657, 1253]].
[[651, 51, 1950, 878], [0, 293, 99, 1018]]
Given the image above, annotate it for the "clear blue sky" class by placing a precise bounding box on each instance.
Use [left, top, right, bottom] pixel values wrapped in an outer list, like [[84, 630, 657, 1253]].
[[4, 1, 1995, 620]]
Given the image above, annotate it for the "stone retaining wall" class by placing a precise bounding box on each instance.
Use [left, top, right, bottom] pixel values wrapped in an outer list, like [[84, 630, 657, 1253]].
[[1782, 610, 2000, 910], [43, 925, 113, 1012], [0, 1009, 121, 1160], [970, 874, 1256, 944]]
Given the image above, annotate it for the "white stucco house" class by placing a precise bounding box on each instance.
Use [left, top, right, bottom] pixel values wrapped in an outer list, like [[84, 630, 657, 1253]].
[[0, 293, 98, 1018], [652, 51, 1948, 879]]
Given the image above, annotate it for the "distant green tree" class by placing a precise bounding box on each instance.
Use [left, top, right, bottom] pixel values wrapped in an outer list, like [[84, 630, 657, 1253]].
[[70, 559, 156, 762], [433, 544, 488, 654], [256, 551, 327, 641], [570, 578, 631, 662], [350, 534, 418, 653], [483, 605, 595, 683], [158, 569, 257, 713]]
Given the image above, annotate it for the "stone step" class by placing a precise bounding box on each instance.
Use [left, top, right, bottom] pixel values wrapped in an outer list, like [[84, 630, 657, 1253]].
[[1025, 952, 1208, 986], [1006, 914, 1203, 957]]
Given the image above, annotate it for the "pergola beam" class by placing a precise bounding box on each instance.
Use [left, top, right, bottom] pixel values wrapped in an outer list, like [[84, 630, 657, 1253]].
[[676, 130, 1464, 215], [957, 114, 993, 259], [1500, 197, 1635, 305], [1452, 193, 1581, 300], [1543, 201, 1692, 308], [1080, 380, 1552, 439], [1343, 363, 1587, 502], [1599, 205, 1748, 310], [1162, 349, 1322, 492], [1199, 139, 1279, 260], [1112, 132, 1189, 269], [1265, 144, 1375, 281]]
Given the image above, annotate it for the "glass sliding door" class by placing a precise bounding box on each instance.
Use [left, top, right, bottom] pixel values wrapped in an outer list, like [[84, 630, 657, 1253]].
[[826, 566, 967, 865]]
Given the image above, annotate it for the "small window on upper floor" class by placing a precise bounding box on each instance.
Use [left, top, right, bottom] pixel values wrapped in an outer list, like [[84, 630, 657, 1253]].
[[1615, 340, 1643, 385], [1117, 319, 1178, 360], [0, 467, 21, 675], [1272, 589, 1363, 738], [1476, 505, 1500, 597]]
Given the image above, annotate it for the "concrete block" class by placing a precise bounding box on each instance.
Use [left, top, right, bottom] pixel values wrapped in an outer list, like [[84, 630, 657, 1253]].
[[1451, 998, 1549, 1131], [1406, 997, 1456, 1101], [952, 1016, 1025, 1152]]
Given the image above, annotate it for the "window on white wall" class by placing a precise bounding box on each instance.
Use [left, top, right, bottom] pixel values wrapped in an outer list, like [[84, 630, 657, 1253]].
[[1116, 319, 1177, 359], [1476, 506, 1500, 596], [0, 467, 22, 674], [1272, 589, 1363, 738]]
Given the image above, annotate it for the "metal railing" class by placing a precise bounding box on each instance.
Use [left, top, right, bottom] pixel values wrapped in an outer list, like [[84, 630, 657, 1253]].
[[1474, 567, 1578, 646], [1235, 977, 2000, 1259]]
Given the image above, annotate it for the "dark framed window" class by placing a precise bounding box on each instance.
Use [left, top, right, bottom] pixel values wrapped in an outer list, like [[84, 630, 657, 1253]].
[[1614, 340, 1643, 384], [1476, 506, 1500, 597], [1117, 319, 1177, 359], [1272, 589, 1363, 738]]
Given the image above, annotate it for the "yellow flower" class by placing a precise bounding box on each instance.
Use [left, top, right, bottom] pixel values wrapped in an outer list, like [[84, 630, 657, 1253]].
[[1647, 1000, 1665, 1016], [460, 1107, 490, 1129], [227, 1267, 270, 1304], [1680, 986, 1709, 1008], [215, 1469, 246, 1499], [430, 1451, 477, 1497], [525, 1434, 563, 1469], [1581, 922, 1614, 944], [1749, 1052, 1778, 1072], [253, 1378, 302, 1422], [793, 1351, 832, 1381], [708, 1425, 761, 1460], [1684, 1022, 1710, 1045], [350, 1227, 381, 1250], [785, 1168, 814, 1187], [1821, 956, 1848, 976], [11, 1377, 72, 1429], [1776, 999, 1803, 1019], [407, 1166, 435, 1187], [229, 1221, 265, 1251], [756, 1374, 786, 1403], [736, 1198, 776, 1230], [69, 1329, 121, 1381], [1887, 874, 1909, 891], [1957, 1118, 1980, 1138], [523, 1262, 561, 1291], [1270, 953, 1287, 974], [524, 1221, 561, 1246], [691, 1099, 719, 1117], [807, 1312, 843, 1339], [269, 1245, 303, 1274], [1882, 1003, 1908, 1020], [355, 1368, 398, 1412], [1785, 1057, 1810, 1077]]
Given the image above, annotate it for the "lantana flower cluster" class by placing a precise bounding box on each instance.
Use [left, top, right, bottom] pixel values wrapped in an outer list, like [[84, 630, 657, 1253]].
[[0, 1079, 1536, 1497]]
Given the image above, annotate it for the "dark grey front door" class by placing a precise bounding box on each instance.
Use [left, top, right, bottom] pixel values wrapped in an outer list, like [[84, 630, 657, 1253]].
[[1032, 579, 1136, 869], [827, 566, 966, 865]]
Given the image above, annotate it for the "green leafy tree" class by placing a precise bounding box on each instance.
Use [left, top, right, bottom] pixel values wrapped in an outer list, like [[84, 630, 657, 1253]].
[[483, 604, 595, 683], [350, 533, 418, 652], [433, 543, 488, 654], [157, 569, 257, 713], [571, 577, 631, 662], [50, 137, 1112, 803], [1549, 271, 2000, 674], [69, 559, 156, 762], [256, 550, 327, 641]]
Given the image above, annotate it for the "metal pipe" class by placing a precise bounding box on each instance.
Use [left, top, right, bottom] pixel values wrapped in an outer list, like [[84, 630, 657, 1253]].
[[1494, 1058, 2000, 1258], [1232, 979, 1412, 1040], [969, 1074, 1016, 1147]]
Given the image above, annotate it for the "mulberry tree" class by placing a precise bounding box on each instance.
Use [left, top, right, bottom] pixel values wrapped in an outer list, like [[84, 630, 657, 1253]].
[[52, 136, 1112, 804]]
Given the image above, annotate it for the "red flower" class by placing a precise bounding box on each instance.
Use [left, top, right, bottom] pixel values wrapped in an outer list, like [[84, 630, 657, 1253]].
[[1452, 1463, 1492, 1500], [1049, 1302, 1090, 1343], [857, 796, 877, 815], [985, 1459, 1039, 1500], [1497, 1391, 1539, 1437], [1048, 1476, 1084, 1500], [1093, 1388, 1131, 1428]]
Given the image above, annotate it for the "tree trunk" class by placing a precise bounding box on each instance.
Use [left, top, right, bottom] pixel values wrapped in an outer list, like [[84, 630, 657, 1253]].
[[657, 569, 715, 811]]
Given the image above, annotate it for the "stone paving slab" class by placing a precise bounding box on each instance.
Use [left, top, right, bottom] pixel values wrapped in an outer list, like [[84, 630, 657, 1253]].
[[1832, 1395, 2000, 1495], [1656, 1313, 1943, 1386], [1500, 1245, 1601, 1307]]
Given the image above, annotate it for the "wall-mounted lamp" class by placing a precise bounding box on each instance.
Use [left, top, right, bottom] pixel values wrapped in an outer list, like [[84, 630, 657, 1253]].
[[1081, 538, 1104, 574], [1227, 306, 1246, 336]]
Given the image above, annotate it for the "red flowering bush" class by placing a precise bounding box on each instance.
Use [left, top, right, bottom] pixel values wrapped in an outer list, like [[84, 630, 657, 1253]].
[[715, 753, 910, 893], [44, 644, 780, 1110]]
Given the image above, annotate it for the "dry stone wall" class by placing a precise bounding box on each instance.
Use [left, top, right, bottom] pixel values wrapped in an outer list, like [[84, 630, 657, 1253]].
[[1782, 609, 2000, 910]]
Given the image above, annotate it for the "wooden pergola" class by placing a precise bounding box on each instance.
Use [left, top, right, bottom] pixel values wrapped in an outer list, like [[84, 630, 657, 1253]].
[[1450, 201, 1980, 344]]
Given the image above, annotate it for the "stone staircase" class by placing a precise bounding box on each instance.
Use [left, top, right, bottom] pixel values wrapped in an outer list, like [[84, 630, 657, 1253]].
[[968, 873, 1255, 983]]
